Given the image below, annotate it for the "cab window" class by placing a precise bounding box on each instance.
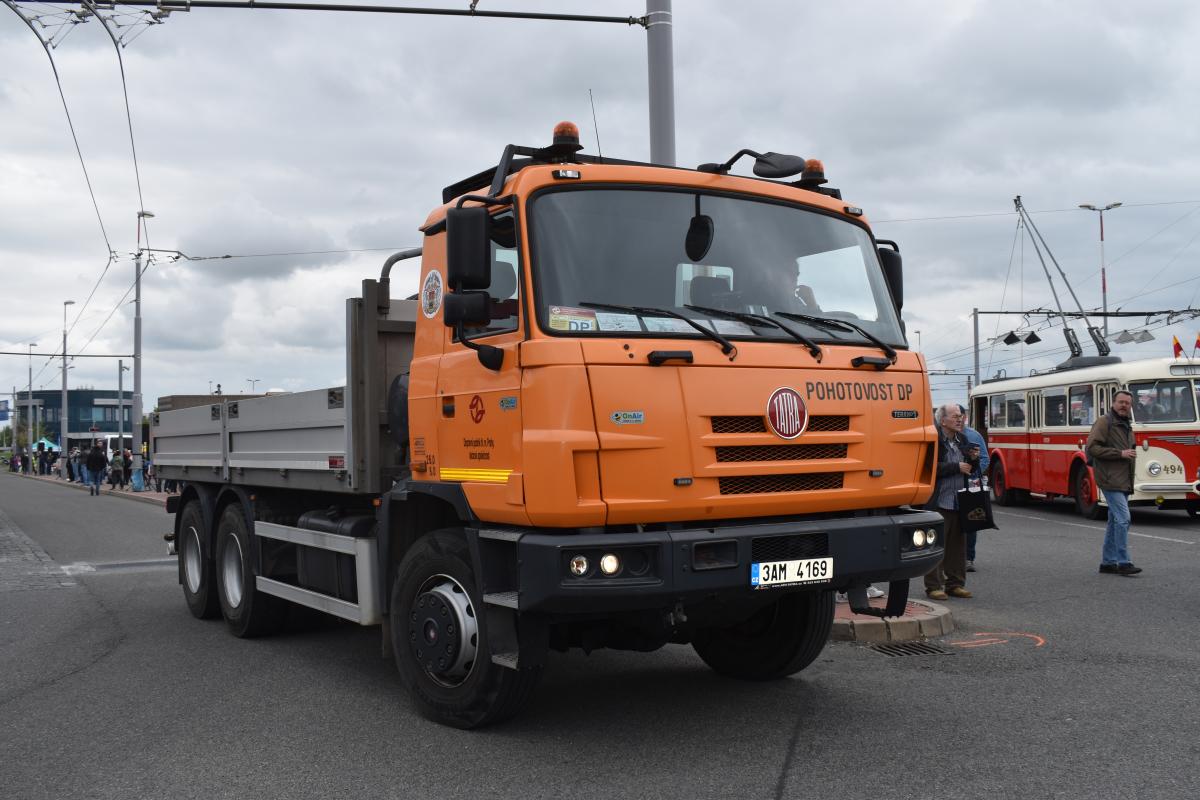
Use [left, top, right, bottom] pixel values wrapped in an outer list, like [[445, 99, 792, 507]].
[[462, 211, 520, 339]]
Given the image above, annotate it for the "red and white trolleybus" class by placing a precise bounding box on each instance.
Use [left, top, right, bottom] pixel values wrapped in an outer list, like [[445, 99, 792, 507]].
[[969, 358, 1200, 519]]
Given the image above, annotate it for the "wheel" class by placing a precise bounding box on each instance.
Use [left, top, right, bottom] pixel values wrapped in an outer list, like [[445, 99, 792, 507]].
[[179, 500, 220, 619], [390, 529, 541, 729], [1186, 501, 1199, 519], [692, 589, 835, 681], [990, 460, 1027, 506], [215, 504, 286, 638], [1073, 466, 1105, 520]]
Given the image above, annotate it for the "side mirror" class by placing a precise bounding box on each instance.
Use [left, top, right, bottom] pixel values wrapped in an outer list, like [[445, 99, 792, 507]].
[[447, 206, 492, 290], [753, 152, 806, 179], [443, 291, 490, 327], [878, 246, 903, 315]]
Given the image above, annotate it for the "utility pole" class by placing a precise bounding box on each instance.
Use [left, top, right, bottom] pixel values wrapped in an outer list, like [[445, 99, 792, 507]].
[[60, 299, 75, 478], [646, 0, 675, 166], [131, 210, 152, 491], [1079, 202, 1122, 338], [26, 343, 37, 471]]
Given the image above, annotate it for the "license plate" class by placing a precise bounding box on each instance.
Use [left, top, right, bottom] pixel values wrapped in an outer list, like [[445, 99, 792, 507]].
[[750, 557, 833, 589]]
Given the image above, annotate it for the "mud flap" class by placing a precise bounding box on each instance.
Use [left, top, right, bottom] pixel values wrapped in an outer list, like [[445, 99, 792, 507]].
[[846, 579, 909, 618]]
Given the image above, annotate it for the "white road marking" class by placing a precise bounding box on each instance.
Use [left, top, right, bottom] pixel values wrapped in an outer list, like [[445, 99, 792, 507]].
[[61, 558, 177, 575], [994, 509, 1196, 545]]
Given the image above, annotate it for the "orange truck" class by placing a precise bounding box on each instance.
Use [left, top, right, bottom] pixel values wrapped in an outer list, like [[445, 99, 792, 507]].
[[155, 123, 943, 728]]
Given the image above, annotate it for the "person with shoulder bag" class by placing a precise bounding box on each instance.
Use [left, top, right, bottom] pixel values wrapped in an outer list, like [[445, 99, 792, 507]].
[[923, 403, 978, 600], [1087, 389, 1141, 576]]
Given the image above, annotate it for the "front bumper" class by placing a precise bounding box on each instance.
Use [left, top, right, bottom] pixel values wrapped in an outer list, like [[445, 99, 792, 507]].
[[486, 509, 944, 614]]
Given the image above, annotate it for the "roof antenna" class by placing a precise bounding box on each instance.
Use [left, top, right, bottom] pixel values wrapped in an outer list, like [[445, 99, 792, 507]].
[[588, 88, 603, 158]]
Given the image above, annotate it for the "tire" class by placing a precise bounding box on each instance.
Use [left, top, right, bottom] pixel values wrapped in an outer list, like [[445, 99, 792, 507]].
[[390, 529, 541, 729], [990, 461, 1027, 506], [1073, 466, 1106, 520], [215, 504, 286, 638], [179, 500, 220, 620], [1186, 501, 1199, 519], [692, 589, 835, 681]]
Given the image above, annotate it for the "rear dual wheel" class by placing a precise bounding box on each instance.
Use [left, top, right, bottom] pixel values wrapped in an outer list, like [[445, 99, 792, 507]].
[[214, 504, 286, 637], [179, 500, 220, 620]]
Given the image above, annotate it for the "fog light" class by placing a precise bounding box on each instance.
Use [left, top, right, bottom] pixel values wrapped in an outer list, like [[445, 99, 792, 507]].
[[599, 553, 621, 576], [926, 528, 938, 545], [569, 555, 589, 576], [911, 529, 927, 547], [1147, 461, 1163, 476]]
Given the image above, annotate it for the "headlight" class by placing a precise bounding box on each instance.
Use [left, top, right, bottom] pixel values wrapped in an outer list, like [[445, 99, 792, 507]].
[[926, 528, 938, 546], [1147, 461, 1163, 477], [911, 529, 927, 547], [599, 553, 621, 576], [568, 555, 589, 576]]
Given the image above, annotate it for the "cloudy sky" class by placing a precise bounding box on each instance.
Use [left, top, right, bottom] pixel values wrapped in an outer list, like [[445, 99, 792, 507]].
[[4, 0, 1200, 427]]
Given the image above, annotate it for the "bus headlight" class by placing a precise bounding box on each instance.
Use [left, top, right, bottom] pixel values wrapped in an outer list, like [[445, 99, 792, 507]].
[[1147, 461, 1163, 477], [912, 529, 927, 547]]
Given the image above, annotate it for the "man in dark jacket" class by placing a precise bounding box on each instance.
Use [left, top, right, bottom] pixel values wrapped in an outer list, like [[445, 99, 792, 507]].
[[1087, 389, 1141, 575], [85, 441, 107, 497], [924, 403, 978, 600]]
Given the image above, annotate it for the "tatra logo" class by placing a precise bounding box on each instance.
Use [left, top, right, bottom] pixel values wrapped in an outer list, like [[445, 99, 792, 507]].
[[767, 387, 808, 439]]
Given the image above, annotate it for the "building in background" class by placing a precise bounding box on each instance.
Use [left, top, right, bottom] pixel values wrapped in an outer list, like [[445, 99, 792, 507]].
[[9, 388, 133, 453]]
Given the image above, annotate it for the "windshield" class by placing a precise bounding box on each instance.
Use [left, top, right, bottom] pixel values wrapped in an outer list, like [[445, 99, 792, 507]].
[[1129, 379, 1198, 423], [527, 188, 905, 346]]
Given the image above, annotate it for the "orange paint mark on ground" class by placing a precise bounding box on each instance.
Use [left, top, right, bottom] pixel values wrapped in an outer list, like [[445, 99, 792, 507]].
[[949, 631, 1047, 649]]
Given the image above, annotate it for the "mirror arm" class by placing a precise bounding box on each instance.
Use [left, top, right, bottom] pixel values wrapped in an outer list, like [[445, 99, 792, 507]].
[[456, 322, 504, 371]]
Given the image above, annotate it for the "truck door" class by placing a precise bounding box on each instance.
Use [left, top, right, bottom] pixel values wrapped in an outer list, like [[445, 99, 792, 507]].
[[434, 218, 527, 522]]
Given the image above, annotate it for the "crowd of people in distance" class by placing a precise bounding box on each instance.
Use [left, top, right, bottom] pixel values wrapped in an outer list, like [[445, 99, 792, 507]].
[[7, 440, 177, 496]]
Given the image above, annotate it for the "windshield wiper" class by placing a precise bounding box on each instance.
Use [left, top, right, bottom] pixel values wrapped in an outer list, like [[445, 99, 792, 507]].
[[579, 301, 737, 358], [685, 304, 822, 361], [773, 311, 897, 365]]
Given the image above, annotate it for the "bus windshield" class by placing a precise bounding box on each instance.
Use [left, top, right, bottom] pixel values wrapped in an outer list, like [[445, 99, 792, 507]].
[[1129, 379, 1198, 423], [527, 188, 905, 347]]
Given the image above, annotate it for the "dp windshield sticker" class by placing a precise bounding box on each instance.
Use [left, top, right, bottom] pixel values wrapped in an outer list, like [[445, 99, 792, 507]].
[[549, 305, 599, 331]]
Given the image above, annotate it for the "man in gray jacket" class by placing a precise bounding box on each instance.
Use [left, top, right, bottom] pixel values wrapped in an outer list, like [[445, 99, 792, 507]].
[[1086, 389, 1142, 575]]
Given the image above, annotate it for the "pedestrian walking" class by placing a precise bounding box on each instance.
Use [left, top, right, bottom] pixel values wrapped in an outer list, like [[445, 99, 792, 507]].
[[924, 403, 978, 600], [1087, 389, 1142, 576], [85, 442, 107, 497]]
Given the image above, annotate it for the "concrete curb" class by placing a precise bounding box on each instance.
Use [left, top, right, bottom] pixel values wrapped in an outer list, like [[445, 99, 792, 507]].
[[831, 598, 954, 643], [4, 471, 167, 509]]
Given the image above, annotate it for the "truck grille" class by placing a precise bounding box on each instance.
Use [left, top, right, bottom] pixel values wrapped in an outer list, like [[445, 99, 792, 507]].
[[752, 532, 829, 562], [710, 415, 849, 434], [718, 472, 844, 495], [716, 443, 848, 462]]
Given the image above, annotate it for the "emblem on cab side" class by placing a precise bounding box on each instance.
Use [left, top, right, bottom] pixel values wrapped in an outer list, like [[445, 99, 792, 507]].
[[767, 387, 807, 440]]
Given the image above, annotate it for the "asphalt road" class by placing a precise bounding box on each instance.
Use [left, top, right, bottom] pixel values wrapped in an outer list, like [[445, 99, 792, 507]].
[[2, 472, 1198, 800]]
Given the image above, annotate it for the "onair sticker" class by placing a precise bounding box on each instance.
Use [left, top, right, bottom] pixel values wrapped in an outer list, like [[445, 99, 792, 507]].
[[610, 410, 645, 425], [421, 270, 443, 319], [767, 387, 808, 439]]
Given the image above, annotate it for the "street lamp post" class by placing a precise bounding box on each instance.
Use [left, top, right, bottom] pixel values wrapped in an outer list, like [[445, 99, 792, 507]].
[[60, 300, 75, 478], [131, 210, 153, 491], [26, 343, 36, 473], [247, 378, 260, 393], [1079, 202, 1122, 338]]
